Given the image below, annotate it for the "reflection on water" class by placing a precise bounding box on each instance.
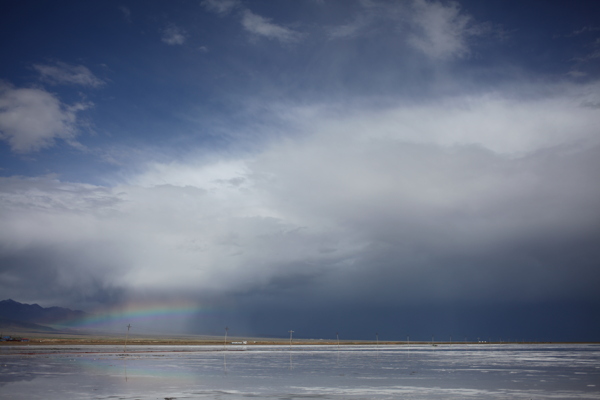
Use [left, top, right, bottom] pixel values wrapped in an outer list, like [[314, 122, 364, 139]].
[[1, 344, 599, 399]]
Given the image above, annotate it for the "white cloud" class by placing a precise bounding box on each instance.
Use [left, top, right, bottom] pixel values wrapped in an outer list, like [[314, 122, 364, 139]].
[[162, 25, 186, 45], [33, 62, 104, 87], [241, 10, 301, 43], [201, 0, 240, 15], [408, 0, 474, 59], [318, 94, 600, 155], [0, 82, 88, 153]]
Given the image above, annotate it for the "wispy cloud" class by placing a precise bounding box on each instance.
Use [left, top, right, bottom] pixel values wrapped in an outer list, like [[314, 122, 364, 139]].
[[326, 0, 485, 60], [118, 5, 131, 22], [33, 61, 104, 87], [408, 0, 475, 59], [201, 0, 240, 16], [326, 0, 400, 39], [328, 16, 370, 39], [567, 30, 600, 77], [162, 24, 187, 45], [202, 1, 301, 44], [0, 82, 88, 153], [568, 25, 600, 37], [241, 10, 301, 43]]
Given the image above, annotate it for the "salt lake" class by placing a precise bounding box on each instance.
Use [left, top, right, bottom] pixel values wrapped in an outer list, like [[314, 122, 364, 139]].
[[1, 344, 599, 399]]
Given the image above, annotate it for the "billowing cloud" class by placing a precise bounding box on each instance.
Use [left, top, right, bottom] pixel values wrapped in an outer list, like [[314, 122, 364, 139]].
[[1, 82, 599, 318], [33, 62, 104, 87], [241, 10, 301, 43], [0, 82, 88, 153], [162, 25, 186, 45]]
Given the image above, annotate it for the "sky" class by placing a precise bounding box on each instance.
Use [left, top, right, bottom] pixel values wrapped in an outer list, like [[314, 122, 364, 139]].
[[1, 0, 599, 342]]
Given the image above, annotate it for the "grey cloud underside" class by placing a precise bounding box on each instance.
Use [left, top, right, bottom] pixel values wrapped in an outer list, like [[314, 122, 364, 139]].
[[250, 140, 600, 301]]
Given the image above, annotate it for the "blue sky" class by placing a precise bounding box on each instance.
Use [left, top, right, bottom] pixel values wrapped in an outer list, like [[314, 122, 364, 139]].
[[1, 0, 600, 340]]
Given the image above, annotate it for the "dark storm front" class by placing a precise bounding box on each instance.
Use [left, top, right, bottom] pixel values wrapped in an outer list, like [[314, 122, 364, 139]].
[[1, 344, 599, 399]]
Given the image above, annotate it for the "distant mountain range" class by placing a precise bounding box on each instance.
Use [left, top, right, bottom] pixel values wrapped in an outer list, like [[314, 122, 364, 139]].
[[0, 299, 87, 332]]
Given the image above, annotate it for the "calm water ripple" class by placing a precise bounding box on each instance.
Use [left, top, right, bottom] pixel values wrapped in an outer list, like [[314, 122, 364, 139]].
[[1, 344, 599, 399]]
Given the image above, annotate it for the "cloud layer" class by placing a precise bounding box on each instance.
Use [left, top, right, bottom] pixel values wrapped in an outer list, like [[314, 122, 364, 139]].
[[1, 82, 599, 320]]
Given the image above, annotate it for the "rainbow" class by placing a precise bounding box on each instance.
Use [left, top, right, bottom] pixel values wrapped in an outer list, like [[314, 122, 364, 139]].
[[73, 356, 200, 380], [63, 300, 218, 329]]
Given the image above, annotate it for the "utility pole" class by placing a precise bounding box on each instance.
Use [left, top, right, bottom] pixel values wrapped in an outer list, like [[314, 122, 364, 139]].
[[289, 330, 294, 349], [224, 326, 228, 349], [124, 324, 131, 353], [336, 332, 339, 349]]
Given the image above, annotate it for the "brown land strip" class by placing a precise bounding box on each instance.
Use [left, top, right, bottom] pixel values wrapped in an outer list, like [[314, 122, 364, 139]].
[[0, 332, 591, 346]]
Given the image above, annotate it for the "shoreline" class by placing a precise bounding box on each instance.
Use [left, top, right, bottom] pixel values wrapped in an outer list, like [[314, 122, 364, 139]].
[[1, 337, 596, 346], [2, 330, 596, 346]]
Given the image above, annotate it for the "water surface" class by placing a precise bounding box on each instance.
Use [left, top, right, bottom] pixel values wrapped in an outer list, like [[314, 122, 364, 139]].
[[1, 344, 599, 399]]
